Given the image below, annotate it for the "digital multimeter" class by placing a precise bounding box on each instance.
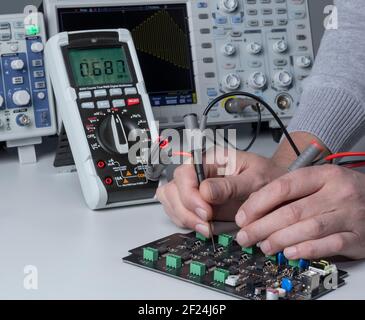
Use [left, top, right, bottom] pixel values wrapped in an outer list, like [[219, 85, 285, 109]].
[[45, 29, 160, 209]]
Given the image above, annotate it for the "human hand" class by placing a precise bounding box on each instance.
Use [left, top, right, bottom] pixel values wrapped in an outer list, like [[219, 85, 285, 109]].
[[236, 165, 365, 260], [157, 148, 287, 237]]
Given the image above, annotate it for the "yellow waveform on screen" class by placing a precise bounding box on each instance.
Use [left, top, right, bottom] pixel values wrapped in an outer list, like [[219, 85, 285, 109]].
[[131, 10, 190, 70]]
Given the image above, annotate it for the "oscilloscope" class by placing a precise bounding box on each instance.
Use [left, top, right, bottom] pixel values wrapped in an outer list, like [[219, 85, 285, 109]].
[[43, 0, 315, 130]]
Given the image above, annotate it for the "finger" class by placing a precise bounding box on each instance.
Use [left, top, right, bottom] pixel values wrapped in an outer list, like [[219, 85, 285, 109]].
[[157, 182, 210, 235], [236, 192, 333, 246], [173, 164, 213, 221], [200, 171, 265, 205], [259, 211, 348, 255], [236, 166, 327, 227], [283, 232, 358, 260]]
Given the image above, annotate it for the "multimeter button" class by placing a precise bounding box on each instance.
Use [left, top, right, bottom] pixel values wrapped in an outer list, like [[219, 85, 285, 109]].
[[112, 99, 126, 108], [94, 89, 107, 97], [110, 88, 123, 96], [124, 87, 138, 95], [127, 98, 140, 106], [81, 102, 95, 109], [78, 91, 92, 99], [104, 177, 113, 185], [97, 100, 110, 109]]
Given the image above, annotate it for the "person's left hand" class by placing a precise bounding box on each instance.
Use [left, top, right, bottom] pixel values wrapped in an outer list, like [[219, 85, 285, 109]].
[[235, 165, 365, 260]]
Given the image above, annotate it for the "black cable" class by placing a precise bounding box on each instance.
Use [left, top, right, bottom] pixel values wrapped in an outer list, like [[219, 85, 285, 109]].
[[203, 91, 301, 156], [338, 160, 365, 166], [218, 104, 262, 152]]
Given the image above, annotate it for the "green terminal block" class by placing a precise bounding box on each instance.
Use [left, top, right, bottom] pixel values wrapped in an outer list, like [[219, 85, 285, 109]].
[[242, 246, 256, 255], [190, 261, 206, 277], [143, 247, 159, 262], [214, 268, 230, 283], [26, 24, 40, 36], [218, 234, 233, 247], [266, 255, 277, 262], [166, 254, 182, 269], [288, 259, 300, 268], [196, 232, 208, 242]]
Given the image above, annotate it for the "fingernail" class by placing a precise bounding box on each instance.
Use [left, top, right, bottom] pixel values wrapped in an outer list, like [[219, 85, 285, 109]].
[[236, 210, 247, 226], [207, 182, 220, 201], [284, 247, 297, 259], [195, 208, 208, 221], [196, 224, 209, 237], [237, 231, 249, 246], [260, 240, 272, 254]]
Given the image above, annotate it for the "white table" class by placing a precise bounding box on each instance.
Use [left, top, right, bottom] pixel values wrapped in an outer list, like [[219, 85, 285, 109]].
[[0, 132, 364, 300]]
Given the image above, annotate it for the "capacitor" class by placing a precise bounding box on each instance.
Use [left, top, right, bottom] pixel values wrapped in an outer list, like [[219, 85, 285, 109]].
[[281, 278, 293, 293], [299, 259, 310, 270], [277, 252, 287, 266], [266, 288, 279, 300], [277, 287, 287, 298]]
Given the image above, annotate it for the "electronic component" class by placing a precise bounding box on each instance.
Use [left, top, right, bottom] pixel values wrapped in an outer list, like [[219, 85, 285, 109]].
[[43, 0, 315, 129], [123, 232, 348, 300], [0, 9, 56, 164], [45, 29, 159, 209], [218, 234, 233, 247], [196, 232, 208, 242], [166, 254, 182, 269], [143, 247, 159, 262], [242, 246, 256, 255], [190, 261, 206, 277], [214, 268, 230, 283]]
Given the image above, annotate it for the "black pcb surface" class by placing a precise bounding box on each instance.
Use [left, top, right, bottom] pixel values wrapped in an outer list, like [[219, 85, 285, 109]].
[[123, 232, 347, 300]]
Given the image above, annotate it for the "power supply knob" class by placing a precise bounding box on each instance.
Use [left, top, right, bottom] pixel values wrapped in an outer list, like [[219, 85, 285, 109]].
[[0, 95, 4, 108], [11, 59, 25, 70], [12, 90, 31, 106], [222, 73, 241, 91], [247, 42, 262, 55], [219, 0, 238, 13], [16, 114, 31, 127], [273, 40, 288, 54], [273, 70, 293, 88], [31, 42, 44, 53], [296, 56, 312, 68], [222, 43, 236, 56], [248, 72, 267, 90]]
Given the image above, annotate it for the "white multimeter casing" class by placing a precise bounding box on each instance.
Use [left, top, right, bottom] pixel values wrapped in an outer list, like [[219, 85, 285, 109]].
[[45, 29, 160, 210]]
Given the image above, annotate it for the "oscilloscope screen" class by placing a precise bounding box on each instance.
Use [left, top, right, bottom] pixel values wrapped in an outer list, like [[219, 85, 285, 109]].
[[57, 4, 197, 107]]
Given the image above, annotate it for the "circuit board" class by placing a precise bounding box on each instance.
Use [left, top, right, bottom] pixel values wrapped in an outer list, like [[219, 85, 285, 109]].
[[123, 232, 348, 300]]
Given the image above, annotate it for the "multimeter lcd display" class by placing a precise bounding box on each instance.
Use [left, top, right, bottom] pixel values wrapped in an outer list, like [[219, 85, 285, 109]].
[[68, 47, 132, 87]]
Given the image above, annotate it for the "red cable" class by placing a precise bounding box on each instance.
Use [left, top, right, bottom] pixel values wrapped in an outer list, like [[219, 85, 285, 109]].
[[325, 152, 365, 161], [343, 161, 365, 169]]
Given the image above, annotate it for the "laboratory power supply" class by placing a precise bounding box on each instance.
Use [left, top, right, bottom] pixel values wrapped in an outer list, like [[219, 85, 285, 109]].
[[45, 29, 159, 209], [42, 0, 315, 130], [0, 8, 56, 163]]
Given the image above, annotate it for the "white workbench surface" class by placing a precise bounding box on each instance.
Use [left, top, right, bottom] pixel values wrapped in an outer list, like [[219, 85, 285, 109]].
[[0, 132, 364, 300]]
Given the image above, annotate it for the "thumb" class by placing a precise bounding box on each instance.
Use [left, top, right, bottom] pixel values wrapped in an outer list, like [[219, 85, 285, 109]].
[[200, 175, 252, 205]]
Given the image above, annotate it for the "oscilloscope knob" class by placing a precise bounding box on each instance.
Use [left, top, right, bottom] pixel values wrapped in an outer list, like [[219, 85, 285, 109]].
[[296, 56, 312, 68], [273, 70, 293, 88], [248, 72, 267, 90], [12, 90, 31, 106], [219, 0, 239, 13], [222, 43, 236, 56], [273, 40, 288, 54], [11, 59, 25, 70], [247, 42, 262, 55], [222, 73, 241, 91], [96, 114, 131, 155]]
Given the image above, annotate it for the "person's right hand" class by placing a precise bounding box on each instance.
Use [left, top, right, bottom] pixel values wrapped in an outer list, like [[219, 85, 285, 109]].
[[156, 148, 287, 237]]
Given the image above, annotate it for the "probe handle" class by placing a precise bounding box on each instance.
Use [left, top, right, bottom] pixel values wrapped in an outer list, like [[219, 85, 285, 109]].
[[288, 140, 324, 171]]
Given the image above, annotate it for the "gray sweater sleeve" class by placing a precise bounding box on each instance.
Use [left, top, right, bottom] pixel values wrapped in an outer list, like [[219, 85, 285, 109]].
[[287, 0, 365, 152]]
